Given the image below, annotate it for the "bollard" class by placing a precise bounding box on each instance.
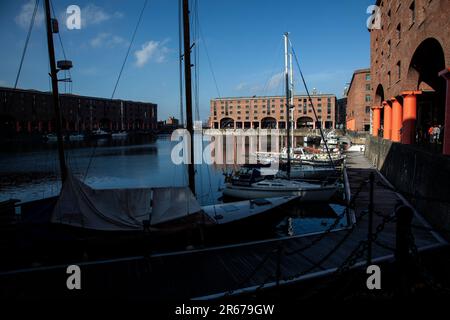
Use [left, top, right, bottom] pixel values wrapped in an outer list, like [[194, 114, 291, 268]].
[[395, 205, 414, 297]]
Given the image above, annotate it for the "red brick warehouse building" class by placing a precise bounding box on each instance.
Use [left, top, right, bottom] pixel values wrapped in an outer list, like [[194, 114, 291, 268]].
[[346, 68, 372, 132], [370, 0, 450, 154], [0, 87, 157, 138], [209, 94, 337, 130]]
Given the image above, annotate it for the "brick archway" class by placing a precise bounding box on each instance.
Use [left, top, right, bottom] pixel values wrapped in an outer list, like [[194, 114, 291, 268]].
[[406, 37, 446, 147]]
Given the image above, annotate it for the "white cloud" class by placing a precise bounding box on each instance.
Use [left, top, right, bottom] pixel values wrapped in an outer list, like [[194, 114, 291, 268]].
[[267, 72, 284, 90], [81, 4, 123, 28], [15, 0, 44, 29], [235, 82, 247, 91], [90, 33, 127, 48], [134, 39, 170, 67]]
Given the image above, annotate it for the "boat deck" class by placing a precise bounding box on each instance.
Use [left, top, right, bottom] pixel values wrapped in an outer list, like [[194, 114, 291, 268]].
[[0, 151, 447, 299]]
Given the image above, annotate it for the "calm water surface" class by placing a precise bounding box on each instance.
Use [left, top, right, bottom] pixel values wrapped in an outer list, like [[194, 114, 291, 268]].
[[0, 135, 348, 240]]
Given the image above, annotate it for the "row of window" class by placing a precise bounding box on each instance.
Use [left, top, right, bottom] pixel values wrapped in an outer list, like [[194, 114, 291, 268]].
[[214, 97, 333, 105], [213, 115, 333, 121]]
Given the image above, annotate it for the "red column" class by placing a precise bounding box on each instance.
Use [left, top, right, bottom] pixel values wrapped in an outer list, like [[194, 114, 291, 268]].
[[16, 121, 21, 133], [439, 68, 450, 155], [27, 121, 32, 133], [401, 91, 421, 144], [391, 97, 403, 142], [382, 101, 392, 140], [372, 106, 381, 137]]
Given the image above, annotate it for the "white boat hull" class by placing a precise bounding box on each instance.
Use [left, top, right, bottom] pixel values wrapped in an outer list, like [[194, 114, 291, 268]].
[[223, 181, 337, 201], [203, 196, 296, 225]]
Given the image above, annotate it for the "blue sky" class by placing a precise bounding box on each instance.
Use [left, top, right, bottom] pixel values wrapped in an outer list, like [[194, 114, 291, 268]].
[[0, 0, 373, 121]]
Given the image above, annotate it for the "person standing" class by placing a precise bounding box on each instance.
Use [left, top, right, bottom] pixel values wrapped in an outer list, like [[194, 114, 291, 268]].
[[428, 125, 434, 143], [434, 125, 441, 144]]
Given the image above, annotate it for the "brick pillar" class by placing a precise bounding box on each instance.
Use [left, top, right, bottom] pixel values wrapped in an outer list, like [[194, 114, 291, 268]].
[[401, 91, 422, 144], [382, 101, 392, 140], [439, 68, 450, 155], [371, 106, 381, 137], [391, 97, 403, 143]]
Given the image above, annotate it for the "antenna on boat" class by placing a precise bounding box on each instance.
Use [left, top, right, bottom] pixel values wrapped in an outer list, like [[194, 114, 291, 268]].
[[44, 0, 70, 183], [284, 32, 291, 179], [182, 0, 196, 195]]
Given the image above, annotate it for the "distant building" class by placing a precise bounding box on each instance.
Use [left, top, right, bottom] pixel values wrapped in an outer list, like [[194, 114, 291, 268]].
[[346, 68, 372, 132], [0, 87, 157, 137], [209, 94, 337, 129], [157, 116, 181, 133], [336, 97, 347, 129], [370, 0, 450, 154], [166, 116, 179, 126]]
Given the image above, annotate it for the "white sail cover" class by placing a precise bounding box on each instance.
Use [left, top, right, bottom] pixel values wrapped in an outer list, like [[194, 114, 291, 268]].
[[151, 187, 202, 225], [51, 174, 202, 231]]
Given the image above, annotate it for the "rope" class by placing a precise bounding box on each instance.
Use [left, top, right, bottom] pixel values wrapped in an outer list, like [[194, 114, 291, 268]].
[[111, 0, 148, 99], [290, 41, 335, 169], [14, 0, 40, 89], [85, 0, 148, 181], [178, 0, 184, 126], [197, 17, 221, 98]]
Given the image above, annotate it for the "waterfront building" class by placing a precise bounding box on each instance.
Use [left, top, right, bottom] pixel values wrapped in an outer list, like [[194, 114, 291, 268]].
[[0, 87, 157, 137], [209, 94, 337, 130], [369, 0, 450, 154], [346, 69, 372, 132]]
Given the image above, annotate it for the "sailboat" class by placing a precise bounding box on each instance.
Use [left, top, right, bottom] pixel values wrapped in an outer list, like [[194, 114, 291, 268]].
[[223, 33, 338, 201], [3, 0, 300, 263]]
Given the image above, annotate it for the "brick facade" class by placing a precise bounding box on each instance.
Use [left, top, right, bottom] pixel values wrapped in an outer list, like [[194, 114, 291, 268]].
[[370, 0, 450, 153], [209, 94, 336, 130], [0, 87, 157, 135], [346, 68, 372, 132]]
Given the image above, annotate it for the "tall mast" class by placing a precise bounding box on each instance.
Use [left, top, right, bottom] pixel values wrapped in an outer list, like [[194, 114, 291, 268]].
[[44, 0, 67, 182], [289, 50, 294, 151], [284, 32, 291, 179], [182, 0, 196, 195]]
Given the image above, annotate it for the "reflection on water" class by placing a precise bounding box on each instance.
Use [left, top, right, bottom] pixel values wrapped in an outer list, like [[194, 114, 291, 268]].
[[0, 135, 347, 241]]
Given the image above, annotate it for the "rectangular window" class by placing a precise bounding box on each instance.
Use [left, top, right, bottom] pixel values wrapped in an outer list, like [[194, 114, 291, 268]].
[[366, 84, 371, 91], [388, 71, 391, 87], [365, 95, 371, 102], [396, 24, 401, 40], [366, 106, 371, 114], [365, 74, 371, 81]]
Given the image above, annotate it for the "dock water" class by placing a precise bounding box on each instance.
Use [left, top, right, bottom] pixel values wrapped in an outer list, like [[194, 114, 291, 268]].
[[0, 151, 446, 299]]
